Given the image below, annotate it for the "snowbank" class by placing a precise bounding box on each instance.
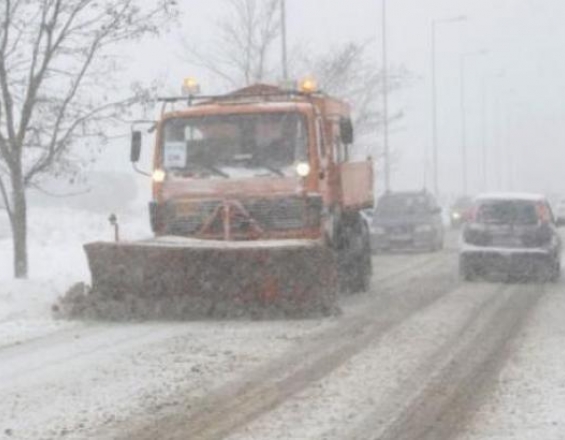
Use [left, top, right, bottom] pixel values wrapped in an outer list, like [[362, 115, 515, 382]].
[[0, 202, 151, 347]]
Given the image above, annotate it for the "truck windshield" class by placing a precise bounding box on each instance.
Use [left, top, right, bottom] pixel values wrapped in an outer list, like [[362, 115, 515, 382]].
[[161, 112, 308, 178]]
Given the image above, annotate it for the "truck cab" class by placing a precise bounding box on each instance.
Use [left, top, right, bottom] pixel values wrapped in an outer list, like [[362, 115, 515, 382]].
[[133, 81, 374, 247]]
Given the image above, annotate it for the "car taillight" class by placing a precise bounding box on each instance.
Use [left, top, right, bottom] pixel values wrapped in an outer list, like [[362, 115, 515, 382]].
[[466, 205, 479, 223], [536, 203, 551, 223]]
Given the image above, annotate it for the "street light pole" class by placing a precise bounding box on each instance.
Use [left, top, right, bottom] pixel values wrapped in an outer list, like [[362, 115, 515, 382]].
[[430, 15, 466, 197], [431, 20, 438, 195], [382, 0, 390, 192], [479, 71, 505, 192], [459, 50, 487, 195], [281, 0, 288, 81], [460, 55, 468, 195], [481, 76, 487, 191]]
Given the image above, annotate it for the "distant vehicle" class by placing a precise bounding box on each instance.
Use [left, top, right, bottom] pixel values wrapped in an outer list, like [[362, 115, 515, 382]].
[[360, 209, 375, 235], [554, 198, 565, 224], [371, 190, 444, 253], [459, 193, 562, 282], [449, 196, 473, 228]]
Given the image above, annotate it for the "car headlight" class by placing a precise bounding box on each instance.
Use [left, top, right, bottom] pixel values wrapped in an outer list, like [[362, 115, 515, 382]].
[[415, 224, 434, 233], [452, 212, 461, 220]]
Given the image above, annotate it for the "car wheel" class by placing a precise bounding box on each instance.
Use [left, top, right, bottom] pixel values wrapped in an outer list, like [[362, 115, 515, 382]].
[[430, 234, 443, 253], [459, 257, 477, 282], [437, 236, 445, 250], [550, 259, 561, 283]]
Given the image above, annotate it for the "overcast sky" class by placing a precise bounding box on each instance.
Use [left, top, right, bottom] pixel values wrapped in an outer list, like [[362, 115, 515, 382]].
[[117, 0, 565, 199]]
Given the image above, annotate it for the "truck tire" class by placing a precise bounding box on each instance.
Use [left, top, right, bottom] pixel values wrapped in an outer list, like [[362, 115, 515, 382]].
[[349, 241, 372, 293], [339, 212, 372, 294]]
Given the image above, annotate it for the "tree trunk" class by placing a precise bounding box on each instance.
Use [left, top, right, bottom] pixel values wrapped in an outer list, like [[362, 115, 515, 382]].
[[10, 176, 28, 279]]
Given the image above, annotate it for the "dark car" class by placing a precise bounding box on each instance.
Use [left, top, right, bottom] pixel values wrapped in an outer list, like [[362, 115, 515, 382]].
[[459, 193, 562, 282], [371, 191, 444, 253]]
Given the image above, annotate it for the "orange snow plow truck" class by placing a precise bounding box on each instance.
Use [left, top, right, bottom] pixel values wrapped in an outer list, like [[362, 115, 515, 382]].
[[67, 80, 374, 319]]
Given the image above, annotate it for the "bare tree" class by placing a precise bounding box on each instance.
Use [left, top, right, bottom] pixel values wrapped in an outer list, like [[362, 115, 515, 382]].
[[182, 0, 281, 89], [182, 3, 409, 179], [183, 2, 409, 154], [0, 0, 177, 278], [304, 42, 410, 158]]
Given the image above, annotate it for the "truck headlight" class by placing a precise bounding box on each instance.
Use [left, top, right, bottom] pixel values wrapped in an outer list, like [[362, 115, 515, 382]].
[[152, 169, 166, 183], [296, 162, 311, 177]]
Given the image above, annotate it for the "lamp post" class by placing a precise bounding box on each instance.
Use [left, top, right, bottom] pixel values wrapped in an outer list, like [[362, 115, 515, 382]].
[[460, 49, 488, 195], [430, 15, 466, 196], [381, 0, 390, 192], [479, 71, 505, 192], [281, 0, 288, 81]]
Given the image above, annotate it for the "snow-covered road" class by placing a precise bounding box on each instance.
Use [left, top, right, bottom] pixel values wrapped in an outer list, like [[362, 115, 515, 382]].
[[1, 207, 565, 439], [0, 246, 445, 439]]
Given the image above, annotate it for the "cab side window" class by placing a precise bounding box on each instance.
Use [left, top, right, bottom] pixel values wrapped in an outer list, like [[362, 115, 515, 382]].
[[332, 122, 349, 163]]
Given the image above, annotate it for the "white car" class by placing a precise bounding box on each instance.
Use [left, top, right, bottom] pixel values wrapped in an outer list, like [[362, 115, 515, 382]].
[[459, 193, 562, 282]]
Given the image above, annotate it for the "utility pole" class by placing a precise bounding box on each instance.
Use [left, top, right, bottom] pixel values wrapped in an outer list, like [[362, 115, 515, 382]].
[[480, 71, 505, 192], [382, 0, 390, 192], [431, 20, 438, 195], [430, 15, 466, 196], [460, 55, 468, 195], [459, 50, 488, 195], [281, 0, 288, 81], [481, 77, 488, 191]]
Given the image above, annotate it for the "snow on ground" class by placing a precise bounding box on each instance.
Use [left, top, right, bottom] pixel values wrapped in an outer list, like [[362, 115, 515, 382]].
[[0, 201, 151, 348], [0, 211, 8, 239], [0, 194, 336, 440], [456, 281, 565, 440], [227, 282, 502, 440], [0, 320, 327, 440]]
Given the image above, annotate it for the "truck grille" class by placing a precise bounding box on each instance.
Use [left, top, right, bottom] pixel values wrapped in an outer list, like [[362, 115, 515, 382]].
[[166, 197, 320, 237]]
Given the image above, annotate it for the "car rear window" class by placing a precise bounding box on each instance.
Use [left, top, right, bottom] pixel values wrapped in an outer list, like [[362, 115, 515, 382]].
[[376, 194, 431, 216], [477, 200, 539, 225]]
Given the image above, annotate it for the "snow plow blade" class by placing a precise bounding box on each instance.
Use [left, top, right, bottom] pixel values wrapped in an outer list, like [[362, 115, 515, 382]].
[[57, 237, 338, 320]]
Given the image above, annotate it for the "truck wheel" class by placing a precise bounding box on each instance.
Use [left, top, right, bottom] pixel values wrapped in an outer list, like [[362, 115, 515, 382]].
[[335, 212, 370, 294], [349, 246, 371, 293], [348, 216, 373, 294]]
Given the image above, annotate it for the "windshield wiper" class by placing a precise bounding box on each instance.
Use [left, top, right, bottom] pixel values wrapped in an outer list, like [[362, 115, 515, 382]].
[[232, 153, 286, 177], [260, 164, 285, 177], [187, 163, 230, 178]]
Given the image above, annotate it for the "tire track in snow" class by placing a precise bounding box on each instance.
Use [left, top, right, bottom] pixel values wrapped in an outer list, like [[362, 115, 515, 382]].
[[110, 252, 456, 440], [0, 252, 445, 439], [350, 282, 545, 440]]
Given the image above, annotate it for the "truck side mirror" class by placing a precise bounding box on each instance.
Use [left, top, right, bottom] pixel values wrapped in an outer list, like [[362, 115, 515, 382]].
[[130, 131, 142, 163], [340, 118, 354, 145]]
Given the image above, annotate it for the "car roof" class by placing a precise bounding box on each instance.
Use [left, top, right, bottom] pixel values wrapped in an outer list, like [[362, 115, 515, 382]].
[[475, 192, 547, 203], [380, 190, 432, 198]]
